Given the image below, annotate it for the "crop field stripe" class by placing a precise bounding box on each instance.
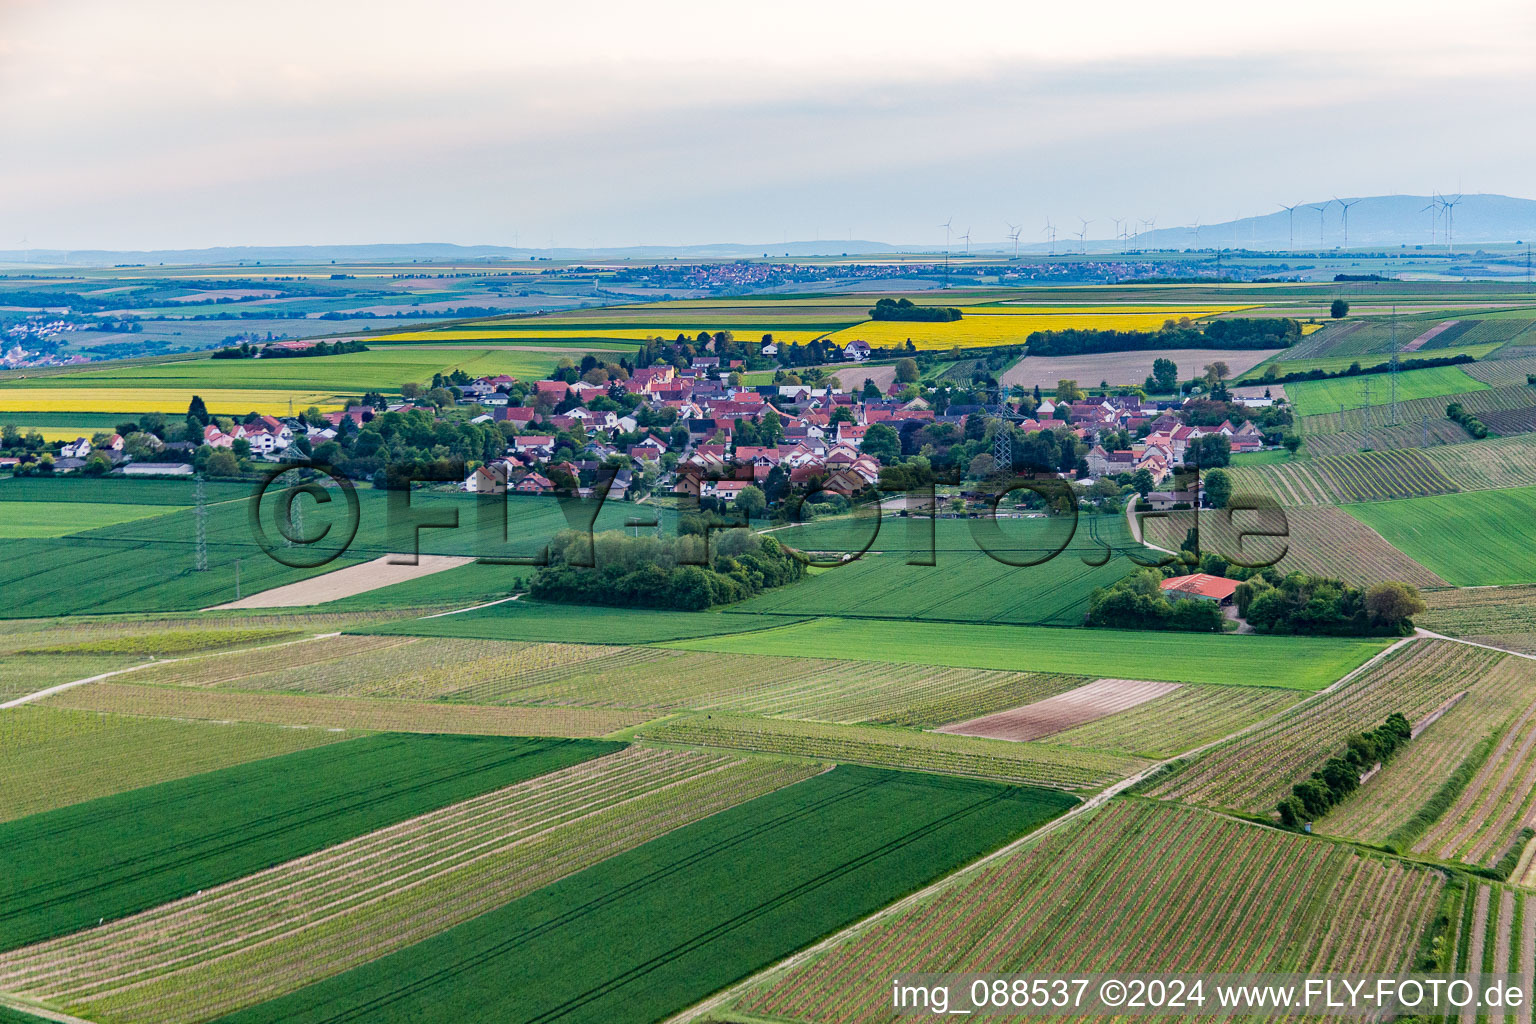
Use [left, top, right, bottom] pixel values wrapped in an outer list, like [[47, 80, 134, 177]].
[[1146, 639, 1506, 812], [660, 616, 1391, 691], [0, 734, 617, 950], [734, 799, 1442, 1024], [205, 766, 1073, 1024], [642, 712, 1146, 791], [1, 751, 826, 1023], [0, 706, 349, 823], [41, 681, 654, 737]]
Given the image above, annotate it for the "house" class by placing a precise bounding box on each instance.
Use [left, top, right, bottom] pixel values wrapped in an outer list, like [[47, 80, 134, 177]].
[[59, 437, 92, 459], [493, 406, 538, 426], [842, 339, 872, 361], [760, 341, 778, 356], [703, 479, 751, 502], [1144, 488, 1200, 511], [514, 472, 555, 494], [202, 425, 234, 449], [534, 380, 570, 402], [464, 465, 507, 494], [512, 435, 556, 457], [1159, 573, 1240, 605]]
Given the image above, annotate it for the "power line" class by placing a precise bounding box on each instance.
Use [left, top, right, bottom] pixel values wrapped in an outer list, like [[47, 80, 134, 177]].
[[193, 474, 208, 572]]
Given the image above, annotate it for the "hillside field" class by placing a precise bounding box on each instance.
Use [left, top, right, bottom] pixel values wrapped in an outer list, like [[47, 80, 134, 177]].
[[736, 799, 1441, 1024], [203, 767, 1074, 1024], [0, 733, 614, 949], [662, 616, 1391, 690], [1287, 365, 1489, 417], [1343, 486, 1536, 586]]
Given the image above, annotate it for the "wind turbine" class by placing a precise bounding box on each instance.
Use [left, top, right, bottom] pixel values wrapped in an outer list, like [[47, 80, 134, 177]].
[[939, 217, 953, 252], [959, 227, 972, 256], [1278, 203, 1300, 251], [1420, 194, 1441, 245], [1043, 219, 1057, 256], [1140, 216, 1157, 250], [1006, 222, 1021, 258], [1334, 196, 1362, 248], [1308, 201, 1330, 246], [1077, 217, 1092, 254], [1111, 218, 1124, 253], [1441, 194, 1463, 251]]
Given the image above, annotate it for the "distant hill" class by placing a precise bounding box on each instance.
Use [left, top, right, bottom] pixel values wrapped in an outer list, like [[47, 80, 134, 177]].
[[0, 240, 906, 267], [1131, 194, 1536, 251], [4, 194, 1534, 266]]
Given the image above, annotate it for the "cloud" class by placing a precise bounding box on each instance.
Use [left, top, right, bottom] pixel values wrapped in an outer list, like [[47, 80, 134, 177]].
[[1, 0, 1533, 248]]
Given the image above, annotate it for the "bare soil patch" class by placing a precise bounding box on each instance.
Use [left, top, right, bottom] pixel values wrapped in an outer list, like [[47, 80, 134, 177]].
[[207, 554, 472, 610], [936, 678, 1181, 742], [1001, 348, 1281, 389], [1403, 320, 1461, 352]]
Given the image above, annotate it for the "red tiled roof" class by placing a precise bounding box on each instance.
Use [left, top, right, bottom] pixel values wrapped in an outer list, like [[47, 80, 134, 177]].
[[1159, 574, 1240, 600]]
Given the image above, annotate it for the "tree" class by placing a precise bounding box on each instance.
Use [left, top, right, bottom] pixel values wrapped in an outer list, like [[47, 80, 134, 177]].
[[1204, 467, 1232, 509], [967, 452, 997, 479], [1130, 468, 1155, 497], [1283, 434, 1303, 455], [829, 406, 857, 426], [1364, 581, 1426, 627], [735, 485, 767, 519], [861, 378, 882, 402], [186, 395, 210, 427], [1331, 299, 1350, 319], [1055, 379, 1083, 403], [895, 357, 919, 383], [82, 453, 111, 475], [1188, 433, 1231, 468], [1203, 360, 1231, 384], [205, 449, 239, 476], [1151, 357, 1179, 392], [861, 422, 901, 464]]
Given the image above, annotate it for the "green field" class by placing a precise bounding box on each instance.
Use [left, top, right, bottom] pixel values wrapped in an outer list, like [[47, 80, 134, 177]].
[[1286, 365, 1489, 417], [740, 516, 1140, 627], [1343, 486, 1536, 586], [663, 617, 1390, 690], [1229, 447, 1306, 466], [210, 766, 1074, 1024], [0, 733, 615, 949], [0, 489, 668, 617], [0, 346, 560, 394], [0, 476, 249, 504], [0, 500, 185, 538]]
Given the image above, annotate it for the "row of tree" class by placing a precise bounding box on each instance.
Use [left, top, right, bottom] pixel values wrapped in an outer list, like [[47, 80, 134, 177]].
[[868, 297, 963, 322], [1277, 713, 1412, 827], [1235, 574, 1425, 635], [1445, 401, 1490, 439], [1026, 318, 1301, 358]]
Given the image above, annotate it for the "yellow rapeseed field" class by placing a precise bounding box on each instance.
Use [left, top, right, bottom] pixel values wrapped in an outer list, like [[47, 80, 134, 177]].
[[826, 306, 1256, 350], [0, 388, 353, 416], [371, 328, 833, 344]]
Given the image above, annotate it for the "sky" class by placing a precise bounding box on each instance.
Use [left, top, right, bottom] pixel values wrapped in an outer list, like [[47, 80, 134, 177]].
[[2, 0, 1535, 251]]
